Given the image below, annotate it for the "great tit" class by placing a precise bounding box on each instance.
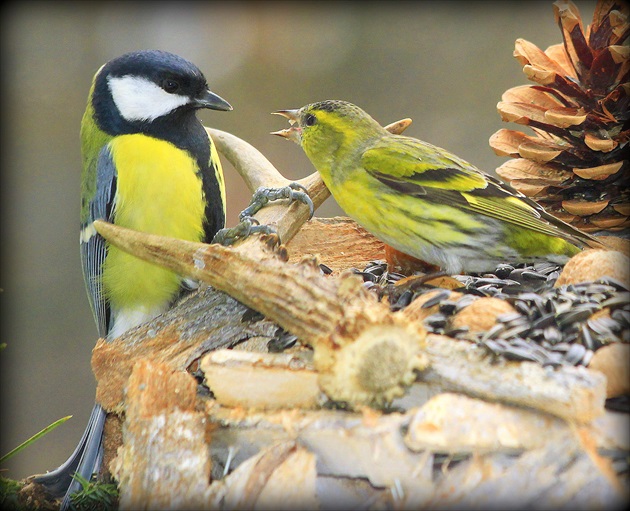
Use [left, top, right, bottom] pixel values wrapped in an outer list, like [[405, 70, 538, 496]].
[[35, 49, 232, 507]]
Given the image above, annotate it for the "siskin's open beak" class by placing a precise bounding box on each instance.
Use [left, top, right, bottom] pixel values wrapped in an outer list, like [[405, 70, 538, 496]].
[[271, 109, 302, 144], [273, 109, 300, 122]]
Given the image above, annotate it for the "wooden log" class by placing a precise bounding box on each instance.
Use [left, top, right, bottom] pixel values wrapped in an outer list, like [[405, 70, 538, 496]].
[[426, 431, 627, 510], [92, 286, 278, 411], [417, 334, 607, 423], [286, 217, 386, 272], [205, 395, 628, 508], [92, 220, 427, 408], [207, 442, 319, 511], [201, 349, 322, 410], [206, 403, 434, 492], [112, 360, 210, 510]]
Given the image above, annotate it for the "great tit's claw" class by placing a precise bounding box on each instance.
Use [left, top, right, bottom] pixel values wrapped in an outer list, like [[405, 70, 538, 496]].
[[287, 182, 315, 219], [214, 183, 313, 246], [238, 183, 314, 221], [212, 217, 276, 246]]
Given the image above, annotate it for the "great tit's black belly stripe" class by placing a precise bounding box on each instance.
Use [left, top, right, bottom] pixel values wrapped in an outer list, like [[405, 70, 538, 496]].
[[201, 157, 225, 242]]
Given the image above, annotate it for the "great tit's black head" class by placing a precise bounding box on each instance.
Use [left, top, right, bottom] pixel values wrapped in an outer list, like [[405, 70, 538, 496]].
[[91, 50, 231, 131]]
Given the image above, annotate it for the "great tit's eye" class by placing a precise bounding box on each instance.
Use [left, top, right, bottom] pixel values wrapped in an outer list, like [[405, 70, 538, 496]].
[[161, 79, 180, 94], [304, 113, 317, 126]]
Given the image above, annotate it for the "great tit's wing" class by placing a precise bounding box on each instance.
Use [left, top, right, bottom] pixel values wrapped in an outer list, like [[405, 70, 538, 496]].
[[80, 145, 116, 338], [361, 136, 599, 247]]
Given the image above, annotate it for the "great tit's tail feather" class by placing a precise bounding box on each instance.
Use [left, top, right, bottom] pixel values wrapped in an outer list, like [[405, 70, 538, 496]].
[[34, 403, 106, 509]]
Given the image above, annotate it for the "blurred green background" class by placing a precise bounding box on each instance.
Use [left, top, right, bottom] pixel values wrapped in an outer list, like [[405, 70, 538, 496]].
[[1, 1, 596, 480]]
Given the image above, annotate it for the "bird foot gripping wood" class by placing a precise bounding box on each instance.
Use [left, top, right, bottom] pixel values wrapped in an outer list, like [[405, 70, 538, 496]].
[[212, 183, 314, 246]]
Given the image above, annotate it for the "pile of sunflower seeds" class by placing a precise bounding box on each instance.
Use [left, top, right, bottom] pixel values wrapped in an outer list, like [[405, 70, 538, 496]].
[[351, 260, 630, 369]]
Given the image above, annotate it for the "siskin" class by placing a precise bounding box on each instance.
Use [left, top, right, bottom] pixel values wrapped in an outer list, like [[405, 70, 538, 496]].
[[273, 100, 603, 274]]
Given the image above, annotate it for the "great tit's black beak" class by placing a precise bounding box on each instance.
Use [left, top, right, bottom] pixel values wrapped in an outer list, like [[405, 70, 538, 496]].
[[196, 89, 232, 111]]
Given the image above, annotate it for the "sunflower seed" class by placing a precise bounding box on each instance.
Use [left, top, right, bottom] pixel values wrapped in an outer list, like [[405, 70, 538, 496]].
[[480, 323, 506, 341], [424, 313, 448, 330], [496, 312, 523, 324], [461, 287, 489, 297], [516, 301, 536, 316], [521, 270, 548, 280], [475, 277, 521, 287], [440, 300, 464, 315], [443, 325, 470, 338], [268, 329, 298, 352], [388, 272, 406, 282], [480, 339, 504, 355], [601, 292, 630, 309], [546, 271, 560, 282], [454, 294, 478, 311], [584, 283, 616, 295], [364, 261, 386, 276], [580, 324, 596, 350], [611, 309, 630, 326], [564, 343, 587, 365], [494, 264, 515, 279], [319, 263, 333, 275], [476, 284, 500, 295], [532, 312, 556, 329], [391, 289, 414, 311], [556, 305, 599, 327], [552, 298, 574, 315], [590, 316, 622, 336], [508, 268, 532, 280], [502, 344, 545, 363], [596, 277, 629, 291], [542, 351, 565, 367], [351, 259, 628, 369], [421, 289, 451, 309], [356, 271, 378, 282], [502, 284, 532, 295], [501, 323, 532, 339], [581, 349, 594, 366], [533, 261, 561, 275], [549, 341, 571, 353]]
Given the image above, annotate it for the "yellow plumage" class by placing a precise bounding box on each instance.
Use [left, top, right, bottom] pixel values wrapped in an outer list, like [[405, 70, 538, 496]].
[[102, 134, 205, 309]]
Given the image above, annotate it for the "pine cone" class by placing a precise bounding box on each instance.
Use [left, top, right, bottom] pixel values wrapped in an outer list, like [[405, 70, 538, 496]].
[[489, 0, 629, 234]]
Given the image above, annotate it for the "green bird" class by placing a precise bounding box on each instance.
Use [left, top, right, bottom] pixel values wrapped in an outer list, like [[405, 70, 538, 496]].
[[36, 50, 231, 507], [273, 100, 603, 274]]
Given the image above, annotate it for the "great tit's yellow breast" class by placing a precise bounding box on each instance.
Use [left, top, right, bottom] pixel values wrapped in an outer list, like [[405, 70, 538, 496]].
[[102, 134, 205, 309]]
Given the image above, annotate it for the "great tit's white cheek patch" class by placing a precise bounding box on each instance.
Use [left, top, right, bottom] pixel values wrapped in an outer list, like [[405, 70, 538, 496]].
[[108, 75, 190, 122]]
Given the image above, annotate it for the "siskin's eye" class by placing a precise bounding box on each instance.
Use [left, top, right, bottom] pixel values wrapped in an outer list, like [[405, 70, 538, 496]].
[[304, 113, 317, 126], [161, 78, 180, 94]]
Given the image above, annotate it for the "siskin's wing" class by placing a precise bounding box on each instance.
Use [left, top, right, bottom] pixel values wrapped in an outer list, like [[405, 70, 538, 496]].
[[361, 135, 600, 248], [80, 145, 117, 338]]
